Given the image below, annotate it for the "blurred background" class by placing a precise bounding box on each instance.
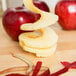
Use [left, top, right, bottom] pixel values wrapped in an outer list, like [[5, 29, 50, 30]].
[[0, 0, 59, 16]]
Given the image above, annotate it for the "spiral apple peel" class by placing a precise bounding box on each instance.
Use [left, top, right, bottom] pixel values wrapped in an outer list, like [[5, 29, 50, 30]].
[[19, 0, 58, 57]]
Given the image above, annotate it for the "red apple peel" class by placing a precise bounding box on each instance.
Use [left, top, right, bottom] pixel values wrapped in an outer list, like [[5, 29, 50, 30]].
[[61, 61, 76, 69], [32, 61, 42, 76]]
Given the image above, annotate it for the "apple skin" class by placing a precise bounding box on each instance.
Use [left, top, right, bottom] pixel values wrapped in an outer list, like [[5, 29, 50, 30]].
[[3, 7, 36, 41], [55, 0, 76, 30], [2, 0, 50, 41], [34, 0, 50, 12]]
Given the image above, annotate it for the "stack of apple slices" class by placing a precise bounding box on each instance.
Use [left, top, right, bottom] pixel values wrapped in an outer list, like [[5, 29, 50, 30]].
[[19, 0, 58, 57]]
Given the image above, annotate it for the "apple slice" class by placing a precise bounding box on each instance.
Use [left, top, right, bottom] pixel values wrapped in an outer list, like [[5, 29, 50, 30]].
[[23, 0, 42, 13], [19, 43, 57, 57], [21, 12, 58, 31], [19, 27, 58, 48], [21, 0, 58, 31], [19, 0, 58, 57]]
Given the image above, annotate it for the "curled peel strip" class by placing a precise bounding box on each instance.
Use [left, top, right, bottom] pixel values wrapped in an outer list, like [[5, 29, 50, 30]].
[[19, 0, 58, 57], [0, 66, 49, 76]]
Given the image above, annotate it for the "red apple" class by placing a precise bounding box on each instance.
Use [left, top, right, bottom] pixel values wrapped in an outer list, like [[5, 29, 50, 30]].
[[34, 0, 50, 12], [2, 0, 50, 41], [55, 0, 76, 30], [3, 7, 36, 41]]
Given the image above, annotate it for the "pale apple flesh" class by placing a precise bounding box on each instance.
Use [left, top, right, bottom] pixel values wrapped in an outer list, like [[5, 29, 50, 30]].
[[19, 0, 58, 57], [20, 41, 57, 57], [19, 27, 58, 57], [21, 0, 58, 31], [19, 27, 58, 48], [21, 12, 58, 31]]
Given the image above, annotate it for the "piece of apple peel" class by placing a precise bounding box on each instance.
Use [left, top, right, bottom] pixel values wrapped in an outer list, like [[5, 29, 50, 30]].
[[0, 66, 49, 76], [0, 54, 49, 76], [11, 53, 33, 73]]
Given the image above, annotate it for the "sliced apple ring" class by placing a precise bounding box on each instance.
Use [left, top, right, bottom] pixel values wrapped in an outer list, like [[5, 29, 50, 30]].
[[19, 0, 58, 57], [21, 0, 58, 31], [21, 12, 58, 31], [23, 0, 42, 13], [19, 27, 58, 48], [19, 40, 57, 57]]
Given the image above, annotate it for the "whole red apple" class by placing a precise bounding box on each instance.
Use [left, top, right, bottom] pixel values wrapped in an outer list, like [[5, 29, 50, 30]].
[[55, 0, 76, 30], [2, 0, 50, 41], [3, 7, 36, 41]]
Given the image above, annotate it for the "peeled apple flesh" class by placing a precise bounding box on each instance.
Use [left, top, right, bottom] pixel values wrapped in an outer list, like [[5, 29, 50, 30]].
[[19, 0, 58, 57]]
